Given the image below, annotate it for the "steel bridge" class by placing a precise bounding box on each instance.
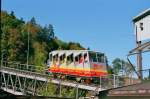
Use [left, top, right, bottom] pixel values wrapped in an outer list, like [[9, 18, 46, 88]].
[[0, 61, 137, 97]]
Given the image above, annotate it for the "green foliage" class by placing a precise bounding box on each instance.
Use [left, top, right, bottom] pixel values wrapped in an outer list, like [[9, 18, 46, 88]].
[[39, 82, 57, 96], [107, 66, 114, 74], [37, 24, 54, 42], [61, 87, 76, 97], [1, 10, 85, 64], [1, 11, 25, 62], [112, 58, 122, 74], [112, 58, 133, 76], [30, 17, 36, 25], [68, 42, 85, 50]]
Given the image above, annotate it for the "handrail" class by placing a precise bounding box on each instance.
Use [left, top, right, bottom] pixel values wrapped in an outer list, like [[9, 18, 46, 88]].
[[127, 47, 150, 80], [1, 60, 141, 91]]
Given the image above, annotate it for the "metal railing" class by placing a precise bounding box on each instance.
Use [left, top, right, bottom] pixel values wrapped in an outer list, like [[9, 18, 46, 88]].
[[141, 69, 150, 81], [0, 61, 140, 92], [1, 61, 138, 87], [1, 61, 48, 75]]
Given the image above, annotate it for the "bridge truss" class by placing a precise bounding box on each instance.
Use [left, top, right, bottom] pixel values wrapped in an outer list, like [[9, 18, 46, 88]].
[[0, 61, 138, 98]]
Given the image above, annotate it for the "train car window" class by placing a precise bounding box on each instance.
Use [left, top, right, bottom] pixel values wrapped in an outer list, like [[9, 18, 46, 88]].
[[49, 54, 52, 61], [62, 54, 66, 63], [67, 56, 70, 63], [47, 59, 50, 67], [70, 54, 73, 62], [53, 55, 56, 64], [53, 55, 55, 61], [97, 53, 104, 63], [89, 52, 97, 62], [60, 55, 63, 64], [79, 54, 82, 58], [55, 54, 58, 61], [75, 56, 79, 63], [102, 55, 104, 62], [53, 54, 58, 63], [67, 54, 73, 64], [79, 54, 84, 64], [84, 53, 88, 63], [101, 54, 105, 63]]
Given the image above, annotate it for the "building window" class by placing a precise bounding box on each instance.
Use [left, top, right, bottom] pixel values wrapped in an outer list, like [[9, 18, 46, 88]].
[[140, 22, 143, 31]]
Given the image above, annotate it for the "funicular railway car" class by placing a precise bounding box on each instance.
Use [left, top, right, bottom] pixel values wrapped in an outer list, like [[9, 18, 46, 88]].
[[48, 50, 108, 83]]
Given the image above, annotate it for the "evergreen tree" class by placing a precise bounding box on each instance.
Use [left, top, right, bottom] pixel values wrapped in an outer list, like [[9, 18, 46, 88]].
[[10, 11, 15, 18], [48, 24, 55, 39], [30, 17, 36, 25]]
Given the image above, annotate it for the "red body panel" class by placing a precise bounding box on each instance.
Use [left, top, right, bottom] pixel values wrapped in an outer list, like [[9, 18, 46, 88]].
[[49, 67, 107, 77]]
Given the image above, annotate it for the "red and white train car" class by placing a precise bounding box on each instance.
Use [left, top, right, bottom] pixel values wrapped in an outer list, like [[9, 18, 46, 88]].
[[48, 50, 108, 77]]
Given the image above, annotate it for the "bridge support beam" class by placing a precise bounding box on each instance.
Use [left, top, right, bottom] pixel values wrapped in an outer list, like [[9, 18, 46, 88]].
[[33, 77, 37, 96], [59, 80, 61, 97], [75, 84, 79, 99]]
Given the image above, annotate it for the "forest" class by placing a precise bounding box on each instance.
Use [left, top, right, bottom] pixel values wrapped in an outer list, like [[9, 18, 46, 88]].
[[1, 10, 85, 66]]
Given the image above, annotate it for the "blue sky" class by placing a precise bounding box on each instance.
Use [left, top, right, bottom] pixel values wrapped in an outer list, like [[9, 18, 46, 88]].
[[2, 0, 150, 68]]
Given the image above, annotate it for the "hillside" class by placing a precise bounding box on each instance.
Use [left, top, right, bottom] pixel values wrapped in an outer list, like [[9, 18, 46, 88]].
[[1, 11, 85, 66]]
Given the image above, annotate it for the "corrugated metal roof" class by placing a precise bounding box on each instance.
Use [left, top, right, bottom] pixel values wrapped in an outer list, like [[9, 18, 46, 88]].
[[108, 82, 150, 96], [111, 82, 150, 91]]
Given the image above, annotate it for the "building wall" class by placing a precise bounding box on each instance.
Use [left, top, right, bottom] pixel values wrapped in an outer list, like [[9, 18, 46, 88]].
[[134, 15, 150, 41]]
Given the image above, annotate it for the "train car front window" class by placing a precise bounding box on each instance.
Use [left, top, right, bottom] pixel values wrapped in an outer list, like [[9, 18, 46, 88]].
[[89, 52, 97, 62], [97, 53, 104, 63], [89, 52, 105, 63], [49, 54, 52, 61]]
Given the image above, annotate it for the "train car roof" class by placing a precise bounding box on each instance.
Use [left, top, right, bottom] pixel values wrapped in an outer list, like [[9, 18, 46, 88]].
[[49, 50, 104, 55]]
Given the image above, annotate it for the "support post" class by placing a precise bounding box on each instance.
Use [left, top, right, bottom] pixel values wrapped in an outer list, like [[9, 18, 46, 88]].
[[99, 76, 101, 89], [45, 77, 48, 93], [23, 76, 27, 95], [0, 53, 3, 88], [135, 25, 143, 81], [76, 84, 78, 99], [2, 73, 7, 88], [10, 75, 15, 92], [149, 69, 150, 80], [137, 41, 143, 80], [17, 76, 22, 92], [33, 78, 37, 96], [14, 74, 18, 93], [59, 80, 61, 97], [27, 26, 30, 70], [113, 75, 116, 88], [1, 53, 3, 67]]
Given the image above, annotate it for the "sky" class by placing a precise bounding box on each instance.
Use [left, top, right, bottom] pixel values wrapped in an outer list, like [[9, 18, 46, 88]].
[[2, 0, 150, 69]]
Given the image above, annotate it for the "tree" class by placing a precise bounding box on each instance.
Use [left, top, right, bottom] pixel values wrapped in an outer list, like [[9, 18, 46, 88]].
[[68, 42, 85, 50], [10, 11, 15, 18], [112, 58, 133, 76], [1, 11, 25, 62], [37, 24, 55, 43], [1, 10, 85, 65], [48, 24, 55, 39], [30, 17, 36, 25], [87, 47, 90, 50], [112, 58, 122, 74]]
